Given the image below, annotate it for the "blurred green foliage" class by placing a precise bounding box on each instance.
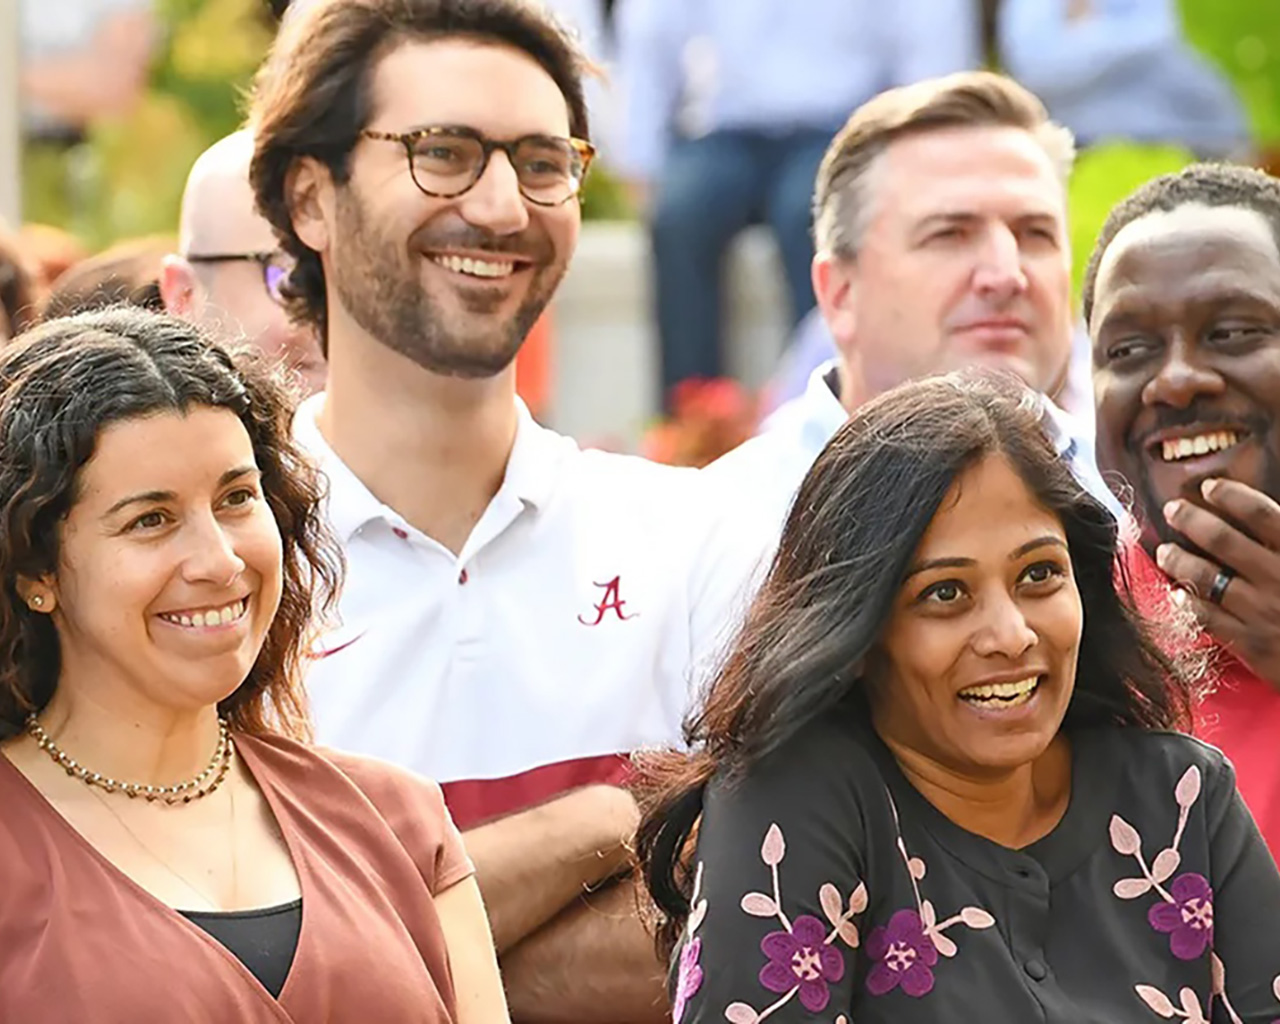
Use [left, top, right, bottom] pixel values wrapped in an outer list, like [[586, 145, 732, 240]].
[[21, 0, 272, 246], [1059, 0, 1280, 295], [1064, 0, 1280, 297], [1182, 0, 1280, 142], [19, 0, 1280, 263]]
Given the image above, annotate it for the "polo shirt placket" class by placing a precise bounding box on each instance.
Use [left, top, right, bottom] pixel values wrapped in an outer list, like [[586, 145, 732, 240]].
[[295, 395, 711, 830]]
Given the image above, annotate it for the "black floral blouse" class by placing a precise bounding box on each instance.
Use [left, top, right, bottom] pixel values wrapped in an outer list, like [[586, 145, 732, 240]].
[[672, 714, 1280, 1024]]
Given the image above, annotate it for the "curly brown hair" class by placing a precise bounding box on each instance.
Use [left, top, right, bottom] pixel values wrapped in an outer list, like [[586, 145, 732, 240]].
[[248, 0, 592, 352], [0, 306, 344, 739]]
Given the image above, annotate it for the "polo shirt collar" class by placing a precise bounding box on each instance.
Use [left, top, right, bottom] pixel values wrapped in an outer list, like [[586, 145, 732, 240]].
[[787, 362, 1121, 519], [793, 360, 849, 461], [799, 360, 1081, 456], [803, 360, 848, 428], [500, 399, 560, 511], [293, 393, 558, 544]]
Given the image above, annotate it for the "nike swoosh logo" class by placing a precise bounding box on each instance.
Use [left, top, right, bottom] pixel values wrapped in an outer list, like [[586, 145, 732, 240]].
[[308, 630, 367, 660]]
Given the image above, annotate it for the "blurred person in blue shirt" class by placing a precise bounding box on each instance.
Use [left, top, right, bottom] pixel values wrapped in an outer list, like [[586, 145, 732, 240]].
[[20, 0, 156, 143], [614, 0, 979, 409], [998, 0, 1249, 157], [19, 0, 157, 224]]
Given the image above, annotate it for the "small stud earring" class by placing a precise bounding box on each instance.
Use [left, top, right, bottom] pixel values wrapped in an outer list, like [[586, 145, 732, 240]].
[[30, 596, 44, 608]]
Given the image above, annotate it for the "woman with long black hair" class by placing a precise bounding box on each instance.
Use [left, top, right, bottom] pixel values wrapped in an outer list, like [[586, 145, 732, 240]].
[[637, 373, 1280, 1022]]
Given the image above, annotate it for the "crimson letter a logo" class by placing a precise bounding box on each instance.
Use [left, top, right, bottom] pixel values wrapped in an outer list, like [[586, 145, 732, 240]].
[[577, 576, 639, 626]]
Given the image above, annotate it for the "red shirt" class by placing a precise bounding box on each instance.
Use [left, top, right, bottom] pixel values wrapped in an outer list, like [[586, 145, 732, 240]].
[[1123, 542, 1280, 857]]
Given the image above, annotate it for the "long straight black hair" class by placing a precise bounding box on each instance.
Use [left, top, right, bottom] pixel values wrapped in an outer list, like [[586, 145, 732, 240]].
[[636, 372, 1199, 955]]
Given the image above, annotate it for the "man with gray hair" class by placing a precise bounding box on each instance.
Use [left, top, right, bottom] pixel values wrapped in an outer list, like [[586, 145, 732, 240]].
[[159, 131, 327, 395], [690, 71, 1115, 660]]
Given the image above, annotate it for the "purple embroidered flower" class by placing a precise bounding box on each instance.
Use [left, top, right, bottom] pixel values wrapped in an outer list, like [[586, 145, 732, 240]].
[[1149, 873, 1214, 960], [865, 909, 939, 997], [759, 915, 845, 1012], [672, 938, 703, 1023]]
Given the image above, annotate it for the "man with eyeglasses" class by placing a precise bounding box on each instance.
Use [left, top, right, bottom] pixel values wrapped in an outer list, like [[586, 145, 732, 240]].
[[248, 1, 714, 1019], [160, 131, 327, 395]]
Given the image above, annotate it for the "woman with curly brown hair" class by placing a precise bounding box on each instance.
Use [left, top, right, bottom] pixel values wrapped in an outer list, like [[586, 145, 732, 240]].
[[0, 307, 509, 1023]]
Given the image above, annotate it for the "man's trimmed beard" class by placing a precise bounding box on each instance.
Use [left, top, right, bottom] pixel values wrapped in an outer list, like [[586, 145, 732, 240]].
[[330, 187, 565, 378]]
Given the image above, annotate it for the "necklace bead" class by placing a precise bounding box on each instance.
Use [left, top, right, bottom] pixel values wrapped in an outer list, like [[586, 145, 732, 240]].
[[25, 715, 232, 805]]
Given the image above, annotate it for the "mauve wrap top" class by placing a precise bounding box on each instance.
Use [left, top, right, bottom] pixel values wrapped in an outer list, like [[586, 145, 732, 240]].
[[0, 733, 474, 1023]]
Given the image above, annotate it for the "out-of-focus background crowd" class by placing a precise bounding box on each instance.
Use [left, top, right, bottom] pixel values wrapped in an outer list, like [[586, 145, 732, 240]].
[[1, 0, 1277, 462]]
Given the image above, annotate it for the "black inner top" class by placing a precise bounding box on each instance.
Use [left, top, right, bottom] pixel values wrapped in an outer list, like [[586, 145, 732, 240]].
[[180, 898, 302, 999]]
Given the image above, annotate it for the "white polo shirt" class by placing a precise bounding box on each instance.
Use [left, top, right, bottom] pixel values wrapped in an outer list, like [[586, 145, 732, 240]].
[[295, 395, 710, 829]]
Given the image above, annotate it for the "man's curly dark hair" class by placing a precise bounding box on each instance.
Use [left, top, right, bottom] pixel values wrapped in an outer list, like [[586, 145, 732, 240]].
[[1083, 163, 1280, 327]]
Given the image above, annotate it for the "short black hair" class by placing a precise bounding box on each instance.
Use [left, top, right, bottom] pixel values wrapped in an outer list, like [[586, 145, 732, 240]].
[[1083, 163, 1280, 327]]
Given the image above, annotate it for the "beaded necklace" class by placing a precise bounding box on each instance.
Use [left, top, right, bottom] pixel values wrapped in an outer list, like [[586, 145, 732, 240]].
[[25, 715, 233, 805]]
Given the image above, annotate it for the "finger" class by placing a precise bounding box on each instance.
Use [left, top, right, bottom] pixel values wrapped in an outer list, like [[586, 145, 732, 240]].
[[1188, 589, 1280, 680], [1201, 478, 1280, 549], [1154, 542, 1255, 619], [1162, 498, 1272, 581], [1187, 595, 1252, 655]]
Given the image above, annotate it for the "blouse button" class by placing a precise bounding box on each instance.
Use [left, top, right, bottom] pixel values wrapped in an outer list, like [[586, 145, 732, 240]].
[[1024, 959, 1048, 982], [458, 568, 469, 585], [392, 527, 409, 540]]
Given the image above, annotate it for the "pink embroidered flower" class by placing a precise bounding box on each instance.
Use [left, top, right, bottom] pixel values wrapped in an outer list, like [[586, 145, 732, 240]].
[[865, 909, 938, 997], [672, 938, 703, 1023], [1149, 873, 1214, 960], [759, 915, 845, 1012]]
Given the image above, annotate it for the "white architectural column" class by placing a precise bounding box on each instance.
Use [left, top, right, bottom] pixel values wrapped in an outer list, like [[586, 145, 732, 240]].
[[550, 223, 788, 447], [0, 0, 20, 225]]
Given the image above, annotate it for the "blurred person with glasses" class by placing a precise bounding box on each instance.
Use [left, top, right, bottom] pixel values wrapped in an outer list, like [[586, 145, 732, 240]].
[[160, 132, 327, 396]]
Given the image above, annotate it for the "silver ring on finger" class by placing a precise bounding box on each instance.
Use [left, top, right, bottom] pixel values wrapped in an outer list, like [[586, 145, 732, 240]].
[[1208, 568, 1235, 606]]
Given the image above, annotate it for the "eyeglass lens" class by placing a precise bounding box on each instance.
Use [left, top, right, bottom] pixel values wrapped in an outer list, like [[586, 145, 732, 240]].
[[263, 260, 291, 305], [408, 132, 584, 203]]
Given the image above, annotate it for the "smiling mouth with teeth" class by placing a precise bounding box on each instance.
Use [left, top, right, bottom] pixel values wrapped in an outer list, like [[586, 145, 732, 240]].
[[158, 598, 248, 629], [431, 254, 519, 279], [957, 676, 1041, 708], [1156, 430, 1243, 463]]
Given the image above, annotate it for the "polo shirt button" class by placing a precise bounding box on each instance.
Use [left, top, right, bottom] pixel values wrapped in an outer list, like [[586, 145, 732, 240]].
[[458, 568, 469, 585], [392, 527, 409, 540], [1024, 959, 1048, 982]]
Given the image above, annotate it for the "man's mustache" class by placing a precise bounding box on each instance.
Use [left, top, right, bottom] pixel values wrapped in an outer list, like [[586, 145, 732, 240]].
[[409, 223, 552, 263], [1131, 402, 1269, 450]]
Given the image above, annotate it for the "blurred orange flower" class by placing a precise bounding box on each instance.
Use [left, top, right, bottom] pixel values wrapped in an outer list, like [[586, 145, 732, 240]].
[[642, 377, 760, 468]]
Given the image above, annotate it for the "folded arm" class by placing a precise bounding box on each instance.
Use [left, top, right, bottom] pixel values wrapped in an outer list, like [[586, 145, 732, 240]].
[[500, 874, 669, 1023], [464, 784, 640, 953]]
